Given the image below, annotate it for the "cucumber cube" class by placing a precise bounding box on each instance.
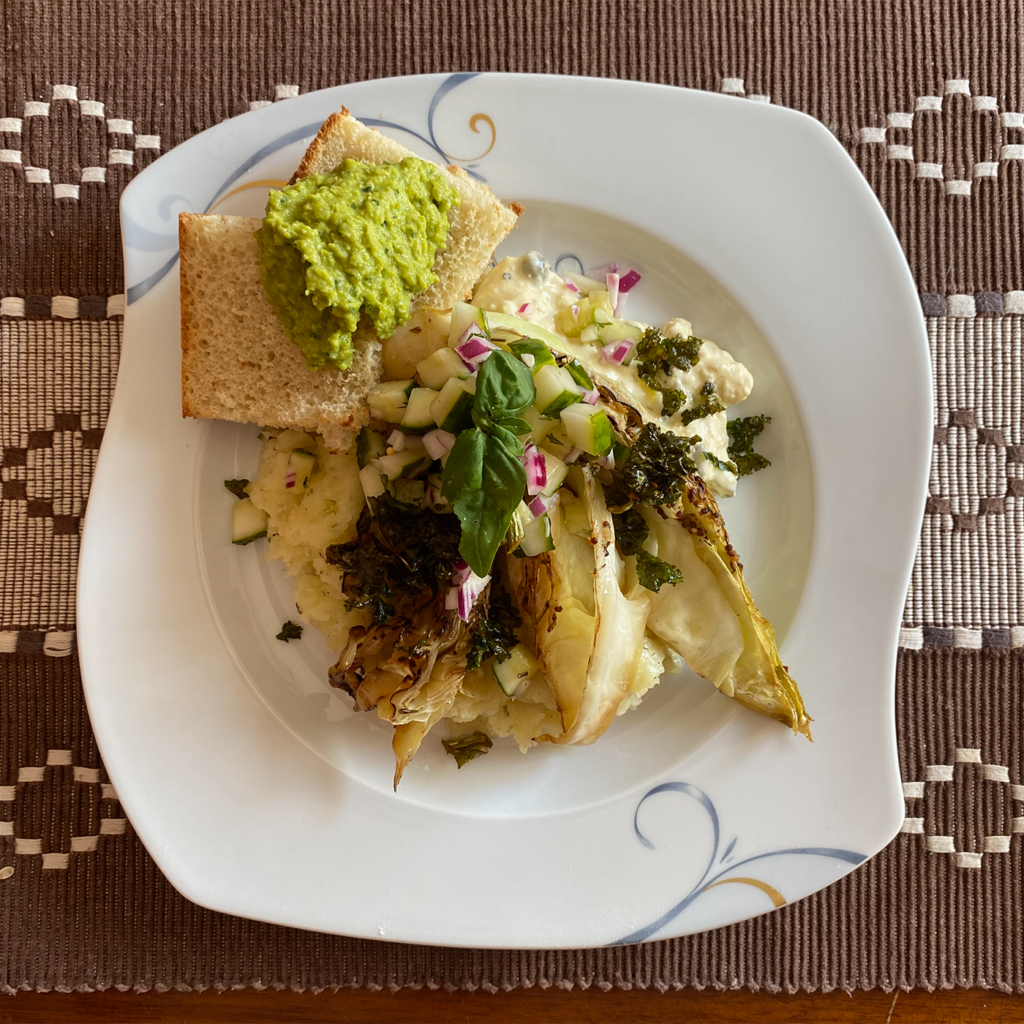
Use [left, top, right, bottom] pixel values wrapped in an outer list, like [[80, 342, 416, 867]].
[[559, 403, 614, 456], [533, 364, 582, 418], [416, 346, 471, 390]]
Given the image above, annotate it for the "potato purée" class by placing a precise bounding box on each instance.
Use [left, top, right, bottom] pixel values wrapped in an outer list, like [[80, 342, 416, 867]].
[[248, 429, 564, 750]]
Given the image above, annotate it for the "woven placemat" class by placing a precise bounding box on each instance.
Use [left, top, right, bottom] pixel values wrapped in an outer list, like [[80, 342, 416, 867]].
[[3, 0, 1024, 994]]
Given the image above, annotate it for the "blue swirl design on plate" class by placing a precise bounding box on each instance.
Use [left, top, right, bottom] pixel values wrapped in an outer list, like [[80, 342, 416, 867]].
[[126, 72, 491, 305], [610, 782, 866, 945]]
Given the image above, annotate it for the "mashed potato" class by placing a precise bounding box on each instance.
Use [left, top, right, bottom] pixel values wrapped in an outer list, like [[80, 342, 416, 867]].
[[247, 430, 573, 749]]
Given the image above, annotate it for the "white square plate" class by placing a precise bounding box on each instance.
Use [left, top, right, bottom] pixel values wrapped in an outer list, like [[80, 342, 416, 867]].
[[78, 73, 930, 947]]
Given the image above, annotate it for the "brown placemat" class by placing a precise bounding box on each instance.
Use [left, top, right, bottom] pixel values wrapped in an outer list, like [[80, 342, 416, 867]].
[[3, 0, 1024, 994]]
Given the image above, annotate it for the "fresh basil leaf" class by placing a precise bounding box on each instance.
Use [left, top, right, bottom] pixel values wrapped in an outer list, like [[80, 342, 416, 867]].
[[445, 434, 526, 576], [441, 428, 486, 501], [474, 349, 535, 422]]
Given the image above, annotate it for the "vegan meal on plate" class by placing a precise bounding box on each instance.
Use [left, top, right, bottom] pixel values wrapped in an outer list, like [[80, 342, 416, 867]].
[[179, 108, 811, 788]]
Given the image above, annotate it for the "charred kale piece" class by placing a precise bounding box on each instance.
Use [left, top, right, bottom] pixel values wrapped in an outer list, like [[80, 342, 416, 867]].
[[466, 589, 522, 670], [441, 731, 493, 768], [606, 422, 697, 509], [635, 327, 703, 418], [276, 620, 303, 642], [224, 478, 250, 500], [678, 381, 726, 426], [612, 507, 683, 593], [727, 415, 773, 476]]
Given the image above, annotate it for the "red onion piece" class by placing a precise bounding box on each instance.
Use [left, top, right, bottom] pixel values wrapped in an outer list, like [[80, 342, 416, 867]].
[[618, 268, 642, 292], [456, 570, 491, 621], [587, 263, 619, 278], [563, 447, 583, 464], [387, 429, 406, 451], [445, 587, 459, 611], [452, 559, 471, 586], [528, 494, 553, 517], [601, 339, 636, 364], [564, 280, 579, 293], [596, 452, 616, 470], [583, 389, 600, 405], [284, 469, 297, 490], [522, 445, 548, 495], [517, 302, 532, 315], [456, 335, 497, 370], [422, 428, 456, 461]]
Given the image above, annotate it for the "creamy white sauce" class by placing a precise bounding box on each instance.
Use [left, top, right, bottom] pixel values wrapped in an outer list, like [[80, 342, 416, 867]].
[[473, 254, 578, 334], [472, 254, 756, 498]]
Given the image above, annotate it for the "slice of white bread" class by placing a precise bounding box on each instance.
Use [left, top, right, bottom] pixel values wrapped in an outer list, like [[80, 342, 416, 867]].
[[180, 107, 520, 451]]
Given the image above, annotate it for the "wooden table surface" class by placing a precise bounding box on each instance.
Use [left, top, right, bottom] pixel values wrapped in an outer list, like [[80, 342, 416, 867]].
[[1, 987, 1023, 1022]]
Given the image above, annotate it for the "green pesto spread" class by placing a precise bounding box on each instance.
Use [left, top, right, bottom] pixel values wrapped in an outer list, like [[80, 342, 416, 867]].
[[255, 157, 459, 371]]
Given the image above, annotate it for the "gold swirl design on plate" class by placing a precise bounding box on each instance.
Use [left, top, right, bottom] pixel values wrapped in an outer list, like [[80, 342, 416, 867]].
[[703, 876, 787, 908], [209, 178, 287, 212], [443, 113, 496, 161]]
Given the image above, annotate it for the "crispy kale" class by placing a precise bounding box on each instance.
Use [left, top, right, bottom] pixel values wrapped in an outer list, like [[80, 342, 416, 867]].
[[635, 327, 703, 418], [325, 494, 463, 624], [466, 588, 522, 671], [442, 731, 493, 768], [224, 478, 250, 500], [606, 422, 697, 509], [679, 381, 726, 426], [612, 507, 683, 593], [703, 451, 739, 474], [276, 620, 303, 642], [727, 415, 773, 477]]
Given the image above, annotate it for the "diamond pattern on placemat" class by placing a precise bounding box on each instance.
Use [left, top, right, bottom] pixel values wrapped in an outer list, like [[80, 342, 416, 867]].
[[0, 320, 120, 633]]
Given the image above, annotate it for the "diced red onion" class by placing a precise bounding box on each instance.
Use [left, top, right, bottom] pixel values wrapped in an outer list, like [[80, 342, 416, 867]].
[[521, 352, 536, 369], [284, 469, 297, 489], [403, 434, 424, 448], [456, 335, 497, 370], [518, 302, 532, 315], [457, 323, 489, 347], [387, 429, 406, 451], [563, 447, 583, 464], [564, 280, 579, 293], [457, 570, 490, 621], [571, 304, 580, 316], [528, 494, 554, 517], [522, 445, 548, 495], [587, 263, 619, 278], [445, 587, 459, 610], [601, 339, 635, 364], [422, 428, 456, 461], [596, 452, 616, 470], [614, 292, 628, 317], [452, 559, 471, 586], [606, 272, 620, 313], [618, 268, 642, 293], [583, 389, 600, 406]]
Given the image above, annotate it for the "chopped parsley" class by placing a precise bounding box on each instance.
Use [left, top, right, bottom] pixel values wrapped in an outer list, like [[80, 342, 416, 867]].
[[276, 620, 303, 642], [224, 478, 250, 500], [466, 589, 522, 671], [727, 415, 772, 477], [442, 731, 493, 768], [612, 507, 683, 593]]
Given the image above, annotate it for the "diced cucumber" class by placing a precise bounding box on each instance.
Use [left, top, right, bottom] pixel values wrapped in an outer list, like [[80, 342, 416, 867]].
[[579, 324, 599, 344], [359, 463, 386, 499], [368, 379, 415, 423], [231, 498, 268, 545], [416, 346, 471, 390], [430, 376, 476, 433], [518, 513, 555, 557], [375, 449, 430, 481], [593, 307, 613, 327], [598, 319, 644, 347], [589, 289, 614, 315], [448, 301, 489, 347], [485, 311, 564, 351], [534, 364, 582, 418], [400, 387, 439, 434], [508, 339, 557, 373], [286, 449, 316, 491], [393, 479, 426, 505], [563, 359, 595, 391], [554, 293, 611, 337], [560, 402, 614, 456], [539, 450, 569, 496], [356, 427, 387, 469], [492, 643, 541, 697]]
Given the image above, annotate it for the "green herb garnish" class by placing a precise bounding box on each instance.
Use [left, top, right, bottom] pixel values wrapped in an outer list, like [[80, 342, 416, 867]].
[[325, 493, 462, 624], [442, 731, 493, 768], [466, 589, 522, 670], [612, 507, 682, 593], [276, 621, 303, 642], [441, 350, 535, 577], [224, 479, 250, 500], [635, 327, 703, 418], [727, 415, 772, 477], [703, 451, 739, 474], [606, 422, 697, 509], [678, 381, 726, 426]]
